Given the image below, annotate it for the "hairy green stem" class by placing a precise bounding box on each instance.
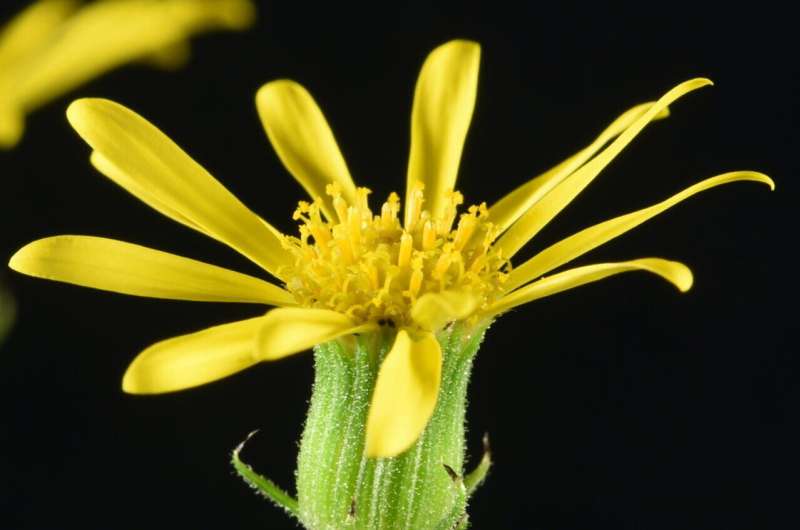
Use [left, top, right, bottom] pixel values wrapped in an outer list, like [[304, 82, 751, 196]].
[[295, 323, 487, 530]]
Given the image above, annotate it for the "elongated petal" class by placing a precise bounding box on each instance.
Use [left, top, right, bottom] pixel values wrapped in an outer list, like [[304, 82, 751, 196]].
[[410, 289, 480, 331], [365, 329, 442, 458], [255, 307, 375, 361], [90, 151, 202, 233], [506, 171, 774, 291], [11, 0, 255, 112], [0, 0, 76, 68], [489, 259, 693, 315], [122, 316, 265, 394], [0, 0, 77, 146], [256, 80, 357, 219], [488, 102, 670, 234], [405, 40, 480, 221], [495, 78, 713, 259], [9, 236, 295, 305], [67, 98, 291, 278]]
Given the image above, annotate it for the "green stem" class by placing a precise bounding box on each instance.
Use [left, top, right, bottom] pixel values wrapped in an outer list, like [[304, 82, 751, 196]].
[[294, 323, 488, 530]]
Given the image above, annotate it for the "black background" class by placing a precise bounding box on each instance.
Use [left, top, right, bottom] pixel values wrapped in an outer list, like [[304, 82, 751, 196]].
[[1, 1, 796, 529]]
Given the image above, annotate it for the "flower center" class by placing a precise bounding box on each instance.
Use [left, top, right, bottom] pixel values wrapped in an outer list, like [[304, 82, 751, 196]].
[[280, 182, 508, 327]]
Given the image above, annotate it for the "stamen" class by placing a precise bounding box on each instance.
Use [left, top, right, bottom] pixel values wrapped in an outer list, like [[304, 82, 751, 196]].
[[363, 261, 380, 290], [381, 202, 394, 229], [356, 187, 372, 214], [453, 214, 477, 250], [398, 232, 413, 267], [283, 185, 506, 327], [334, 196, 349, 223], [405, 181, 424, 231], [439, 190, 463, 235], [422, 220, 436, 250], [337, 237, 354, 264], [347, 206, 361, 249], [407, 257, 424, 298], [327, 183, 349, 222], [308, 224, 331, 247], [468, 254, 487, 274], [432, 247, 453, 280]]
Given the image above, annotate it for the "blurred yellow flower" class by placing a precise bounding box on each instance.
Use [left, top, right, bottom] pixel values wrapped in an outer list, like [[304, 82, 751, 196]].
[[9, 40, 773, 458], [0, 0, 255, 148]]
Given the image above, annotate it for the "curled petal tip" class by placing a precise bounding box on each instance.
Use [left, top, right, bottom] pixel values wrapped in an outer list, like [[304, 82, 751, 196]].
[[734, 171, 775, 191], [680, 77, 713, 90], [8, 240, 44, 273], [673, 263, 694, 293], [636, 258, 694, 293], [255, 79, 300, 102], [444, 38, 481, 50], [66, 97, 114, 119], [121, 364, 144, 394], [65, 98, 95, 126], [8, 247, 23, 271]]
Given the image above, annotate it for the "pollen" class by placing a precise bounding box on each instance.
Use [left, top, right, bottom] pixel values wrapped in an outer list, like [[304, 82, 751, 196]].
[[281, 183, 509, 326]]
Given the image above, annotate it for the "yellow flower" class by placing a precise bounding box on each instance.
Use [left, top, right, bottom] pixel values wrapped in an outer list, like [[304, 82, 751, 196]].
[[0, 0, 255, 148], [9, 40, 773, 458]]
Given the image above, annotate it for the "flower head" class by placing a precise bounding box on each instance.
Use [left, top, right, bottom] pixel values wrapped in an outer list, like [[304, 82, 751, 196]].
[[9, 40, 773, 457], [0, 0, 255, 148]]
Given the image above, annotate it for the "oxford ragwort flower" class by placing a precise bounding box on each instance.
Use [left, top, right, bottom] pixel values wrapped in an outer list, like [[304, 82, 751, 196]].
[[0, 0, 255, 148], [10, 39, 772, 455], [9, 41, 773, 528]]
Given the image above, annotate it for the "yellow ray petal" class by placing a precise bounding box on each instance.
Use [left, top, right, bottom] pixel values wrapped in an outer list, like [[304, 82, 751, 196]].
[[488, 102, 670, 234], [90, 151, 202, 233], [495, 78, 713, 259], [255, 307, 375, 361], [256, 80, 357, 220], [9, 236, 295, 305], [142, 40, 192, 70], [66, 98, 291, 278], [506, 171, 774, 291], [365, 329, 442, 458], [489, 258, 693, 316], [0, 0, 77, 146], [410, 289, 480, 331], [0, 101, 23, 149], [405, 40, 480, 222], [9, 0, 255, 114], [0, 0, 76, 68], [122, 316, 265, 394]]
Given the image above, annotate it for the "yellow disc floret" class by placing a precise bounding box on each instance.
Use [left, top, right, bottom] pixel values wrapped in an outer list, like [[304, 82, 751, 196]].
[[281, 182, 509, 327]]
